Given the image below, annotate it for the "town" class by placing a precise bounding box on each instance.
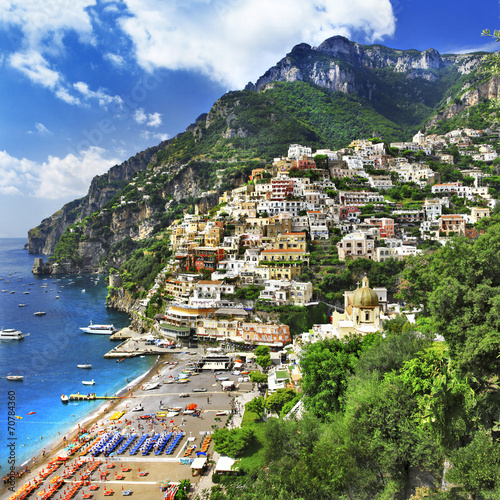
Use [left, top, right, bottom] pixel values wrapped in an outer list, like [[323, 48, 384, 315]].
[[123, 126, 498, 355]]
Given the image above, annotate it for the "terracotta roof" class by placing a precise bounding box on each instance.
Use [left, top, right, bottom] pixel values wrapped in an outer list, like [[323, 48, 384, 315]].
[[197, 280, 222, 285]]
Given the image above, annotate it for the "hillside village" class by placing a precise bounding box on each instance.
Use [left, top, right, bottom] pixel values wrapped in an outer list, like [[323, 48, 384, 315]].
[[126, 126, 499, 359]]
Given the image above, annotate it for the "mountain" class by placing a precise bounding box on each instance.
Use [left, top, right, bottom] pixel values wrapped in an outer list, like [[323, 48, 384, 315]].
[[27, 36, 497, 271]]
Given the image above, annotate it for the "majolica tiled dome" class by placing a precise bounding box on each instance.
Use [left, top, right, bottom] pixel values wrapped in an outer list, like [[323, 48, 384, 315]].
[[352, 276, 379, 307]]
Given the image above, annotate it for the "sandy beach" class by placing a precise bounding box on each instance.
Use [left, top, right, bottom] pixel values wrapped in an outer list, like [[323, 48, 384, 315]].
[[2, 349, 252, 500]]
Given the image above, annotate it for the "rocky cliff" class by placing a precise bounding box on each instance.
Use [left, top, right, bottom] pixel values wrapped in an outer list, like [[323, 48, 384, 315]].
[[28, 141, 168, 255], [246, 36, 486, 95]]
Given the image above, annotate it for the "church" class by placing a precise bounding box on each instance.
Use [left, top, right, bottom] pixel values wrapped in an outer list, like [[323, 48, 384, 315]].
[[329, 275, 388, 337]]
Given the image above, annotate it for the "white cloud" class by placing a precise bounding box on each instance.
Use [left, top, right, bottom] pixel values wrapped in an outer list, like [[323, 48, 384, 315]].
[[147, 112, 162, 127], [0, 147, 119, 200], [104, 52, 126, 67], [134, 108, 147, 124], [35, 123, 51, 135], [9, 50, 60, 89], [118, 0, 397, 88], [134, 108, 162, 127], [73, 81, 123, 108]]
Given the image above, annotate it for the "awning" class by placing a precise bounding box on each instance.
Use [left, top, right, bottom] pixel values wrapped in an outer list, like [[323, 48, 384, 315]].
[[190, 457, 207, 469], [215, 456, 236, 472], [221, 381, 235, 388]]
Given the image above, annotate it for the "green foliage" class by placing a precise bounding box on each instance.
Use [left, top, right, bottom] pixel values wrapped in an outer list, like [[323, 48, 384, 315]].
[[212, 427, 255, 458], [300, 335, 375, 419], [234, 284, 263, 300], [245, 396, 265, 420], [446, 429, 500, 498], [264, 388, 297, 414], [51, 229, 83, 266]]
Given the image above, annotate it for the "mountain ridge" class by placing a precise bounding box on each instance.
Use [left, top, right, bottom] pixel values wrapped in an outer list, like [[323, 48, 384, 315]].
[[27, 36, 497, 260]]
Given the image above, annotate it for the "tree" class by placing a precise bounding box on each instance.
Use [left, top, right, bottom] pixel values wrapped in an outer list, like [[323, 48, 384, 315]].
[[446, 429, 500, 498], [245, 396, 265, 420], [254, 345, 270, 357], [300, 335, 374, 419], [255, 354, 271, 371], [212, 427, 255, 457], [249, 371, 267, 385], [264, 388, 297, 414]]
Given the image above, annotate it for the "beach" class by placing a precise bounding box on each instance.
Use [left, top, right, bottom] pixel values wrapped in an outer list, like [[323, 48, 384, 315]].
[[2, 350, 254, 500]]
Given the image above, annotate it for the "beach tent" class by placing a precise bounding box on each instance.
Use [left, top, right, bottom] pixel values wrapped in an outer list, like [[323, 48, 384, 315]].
[[221, 381, 235, 390]]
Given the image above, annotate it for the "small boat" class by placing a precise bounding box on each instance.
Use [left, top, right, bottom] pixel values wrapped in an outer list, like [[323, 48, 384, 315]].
[[166, 411, 179, 417], [216, 410, 229, 416], [77, 364, 92, 369], [18, 304, 27, 307], [116, 358, 125, 363], [182, 409, 195, 415], [27, 411, 36, 415], [0, 328, 25, 340], [61, 394, 69, 403], [143, 382, 160, 391], [6, 375, 24, 381], [10, 291, 15, 294], [82, 380, 95, 385], [34, 311, 46, 316], [179, 393, 189, 398], [131, 404, 144, 412], [23, 291, 29, 295]]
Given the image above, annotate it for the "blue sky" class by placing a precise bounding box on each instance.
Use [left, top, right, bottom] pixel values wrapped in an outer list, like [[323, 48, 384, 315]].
[[0, 0, 498, 238]]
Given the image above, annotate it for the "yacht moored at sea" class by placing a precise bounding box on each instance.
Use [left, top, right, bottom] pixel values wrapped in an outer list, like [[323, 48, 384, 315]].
[[77, 363, 92, 369], [0, 328, 25, 340], [6, 374, 24, 381], [80, 321, 116, 335]]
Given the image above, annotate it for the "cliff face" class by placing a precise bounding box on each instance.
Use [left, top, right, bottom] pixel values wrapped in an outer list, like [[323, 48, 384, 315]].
[[28, 142, 168, 255], [246, 36, 485, 96]]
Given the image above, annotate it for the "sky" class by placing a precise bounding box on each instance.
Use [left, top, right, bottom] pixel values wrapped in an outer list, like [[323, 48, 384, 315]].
[[0, 0, 498, 238]]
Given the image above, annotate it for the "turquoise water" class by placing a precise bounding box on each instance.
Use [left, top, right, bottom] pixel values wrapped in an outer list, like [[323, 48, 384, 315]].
[[0, 238, 154, 472]]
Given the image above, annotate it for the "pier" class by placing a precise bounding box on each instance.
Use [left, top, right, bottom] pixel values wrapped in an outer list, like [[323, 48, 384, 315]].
[[68, 393, 123, 401]]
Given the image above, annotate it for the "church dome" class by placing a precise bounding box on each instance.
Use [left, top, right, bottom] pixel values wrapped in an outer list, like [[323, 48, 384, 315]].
[[352, 276, 379, 307]]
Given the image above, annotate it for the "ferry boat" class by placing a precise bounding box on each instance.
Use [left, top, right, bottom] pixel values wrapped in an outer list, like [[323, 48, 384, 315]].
[[0, 328, 25, 340], [79, 321, 116, 335]]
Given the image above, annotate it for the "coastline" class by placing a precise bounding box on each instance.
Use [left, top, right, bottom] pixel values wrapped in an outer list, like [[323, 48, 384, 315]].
[[4, 353, 165, 491]]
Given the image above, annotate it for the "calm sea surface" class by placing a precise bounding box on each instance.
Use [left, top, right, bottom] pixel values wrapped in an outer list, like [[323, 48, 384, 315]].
[[0, 238, 154, 472]]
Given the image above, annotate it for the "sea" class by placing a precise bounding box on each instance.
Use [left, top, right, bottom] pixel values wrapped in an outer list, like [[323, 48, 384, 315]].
[[0, 238, 155, 473]]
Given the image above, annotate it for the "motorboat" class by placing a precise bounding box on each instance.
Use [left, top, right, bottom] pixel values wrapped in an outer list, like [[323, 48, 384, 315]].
[[82, 380, 95, 385], [0, 328, 25, 340], [131, 404, 144, 412], [34, 311, 46, 316], [18, 304, 26, 307], [179, 393, 189, 398], [79, 321, 116, 335], [6, 374, 23, 381], [61, 394, 69, 403], [116, 358, 125, 363], [77, 363, 92, 369]]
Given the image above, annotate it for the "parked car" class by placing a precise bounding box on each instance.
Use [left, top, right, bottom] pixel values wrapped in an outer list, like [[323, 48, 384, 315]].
[[193, 387, 207, 392]]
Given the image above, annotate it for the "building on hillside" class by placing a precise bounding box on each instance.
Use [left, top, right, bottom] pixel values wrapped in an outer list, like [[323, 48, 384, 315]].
[[236, 322, 291, 347], [338, 190, 384, 205], [307, 211, 329, 240], [470, 207, 490, 223], [258, 279, 313, 306], [259, 248, 309, 279], [337, 232, 375, 261], [423, 199, 443, 221], [374, 245, 421, 262], [288, 144, 312, 159], [186, 247, 225, 273], [364, 218, 395, 239], [438, 214, 466, 236]]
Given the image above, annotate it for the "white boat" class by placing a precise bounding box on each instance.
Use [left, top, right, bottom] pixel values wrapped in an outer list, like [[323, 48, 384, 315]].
[[143, 382, 160, 391], [77, 363, 92, 369], [61, 394, 69, 403], [131, 404, 144, 412], [0, 328, 25, 340], [18, 304, 26, 307], [79, 321, 116, 335], [82, 379, 95, 385], [34, 311, 46, 316], [6, 375, 24, 381]]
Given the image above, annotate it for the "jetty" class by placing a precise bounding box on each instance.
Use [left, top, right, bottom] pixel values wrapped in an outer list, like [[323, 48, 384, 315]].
[[68, 393, 122, 401]]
